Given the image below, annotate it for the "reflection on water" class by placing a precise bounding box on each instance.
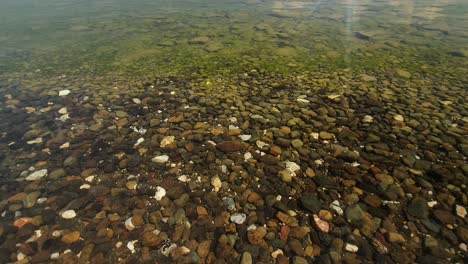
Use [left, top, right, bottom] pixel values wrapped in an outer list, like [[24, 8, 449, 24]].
[[0, 1, 467, 263]]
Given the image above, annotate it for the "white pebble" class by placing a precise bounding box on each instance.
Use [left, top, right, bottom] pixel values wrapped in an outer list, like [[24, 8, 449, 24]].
[[61, 210, 76, 219], [256, 140, 268, 148], [115, 241, 123, 248], [17, 252, 26, 261], [230, 213, 246, 224], [154, 186, 166, 201], [211, 176, 222, 192], [58, 107, 67, 114], [393, 114, 404, 122], [58, 90, 71, 96], [80, 184, 91, 189], [25, 169, 48, 181], [50, 252, 60, 260], [52, 230, 62, 237], [345, 243, 359, 252], [152, 155, 169, 163], [427, 201, 438, 208], [27, 137, 43, 145], [178, 175, 189, 182], [311, 132, 319, 140], [330, 200, 344, 215], [456, 205, 467, 218], [85, 175, 95, 182], [37, 198, 47, 204], [239, 134, 251, 141], [271, 249, 284, 258], [134, 137, 145, 147], [363, 115, 373, 123], [127, 240, 138, 253], [285, 161, 300, 172], [59, 142, 70, 149], [132, 98, 141, 104], [125, 217, 135, 231], [244, 152, 253, 161]]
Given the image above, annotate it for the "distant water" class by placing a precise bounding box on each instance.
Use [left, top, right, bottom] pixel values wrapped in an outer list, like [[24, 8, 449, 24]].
[[0, 0, 467, 78]]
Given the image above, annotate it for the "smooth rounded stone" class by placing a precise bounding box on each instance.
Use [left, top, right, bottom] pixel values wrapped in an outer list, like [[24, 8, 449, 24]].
[[25, 169, 48, 181], [393, 114, 404, 122], [279, 170, 293, 183], [319, 131, 334, 140], [345, 204, 365, 224], [61, 231, 80, 244], [407, 197, 429, 219], [142, 231, 161, 247], [49, 168, 66, 180], [89, 123, 104, 132], [63, 156, 78, 167], [455, 205, 467, 218], [240, 251, 252, 264], [126, 181, 138, 190], [291, 139, 303, 148], [288, 239, 304, 256], [216, 141, 243, 152], [270, 145, 282, 156], [23, 191, 41, 208], [61, 210, 77, 219], [345, 243, 359, 253], [115, 110, 128, 118], [152, 155, 169, 163], [239, 135, 252, 141], [230, 213, 247, 224], [424, 236, 439, 248], [292, 256, 308, 264], [433, 209, 456, 224], [300, 194, 322, 213], [387, 232, 406, 243]]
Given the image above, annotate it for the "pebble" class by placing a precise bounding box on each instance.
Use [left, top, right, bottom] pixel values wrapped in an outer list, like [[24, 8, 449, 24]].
[[14, 217, 32, 228], [239, 134, 252, 141], [240, 251, 252, 264], [125, 217, 136, 231], [154, 186, 166, 201], [152, 155, 169, 163], [61, 210, 77, 219], [25, 169, 48, 181], [50, 252, 60, 260], [61, 231, 80, 244], [393, 114, 404, 122], [455, 205, 467, 218], [211, 176, 222, 192], [345, 243, 359, 252], [230, 213, 247, 224], [58, 89, 71, 96], [313, 214, 329, 232], [80, 184, 91, 189], [160, 136, 175, 148]]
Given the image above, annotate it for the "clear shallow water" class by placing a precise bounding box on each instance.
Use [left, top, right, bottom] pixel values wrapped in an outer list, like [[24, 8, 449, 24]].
[[0, 0, 467, 77]]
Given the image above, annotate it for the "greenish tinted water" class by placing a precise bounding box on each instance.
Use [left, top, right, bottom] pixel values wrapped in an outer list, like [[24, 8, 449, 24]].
[[1, 0, 467, 78]]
